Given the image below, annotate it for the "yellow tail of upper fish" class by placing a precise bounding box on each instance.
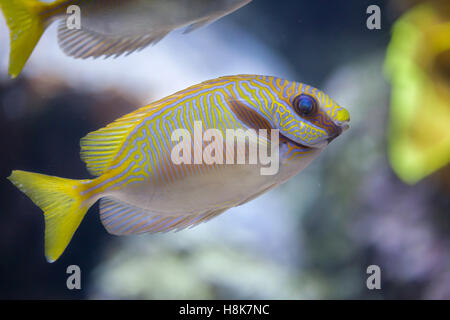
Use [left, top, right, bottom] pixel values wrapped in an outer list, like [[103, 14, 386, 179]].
[[8, 170, 93, 262], [0, 0, 64, 78]]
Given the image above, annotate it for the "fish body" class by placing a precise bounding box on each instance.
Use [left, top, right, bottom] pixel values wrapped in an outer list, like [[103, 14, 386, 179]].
[[8, 75, 350, 262], [0, 0, 251, 77], [66, 0, 250, 35]]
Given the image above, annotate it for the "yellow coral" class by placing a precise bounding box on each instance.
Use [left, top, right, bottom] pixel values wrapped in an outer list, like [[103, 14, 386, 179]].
[[385, 1, 450, 184]]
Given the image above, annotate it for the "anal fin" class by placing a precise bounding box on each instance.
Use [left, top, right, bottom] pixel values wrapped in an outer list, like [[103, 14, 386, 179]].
[[57, 21, 169, 59], [100, 197, 228, 235]]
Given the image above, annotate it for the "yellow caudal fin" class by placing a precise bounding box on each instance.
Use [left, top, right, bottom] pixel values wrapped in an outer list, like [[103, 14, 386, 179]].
[[0, 0, 60, 78], [8, 170, 93, 262]]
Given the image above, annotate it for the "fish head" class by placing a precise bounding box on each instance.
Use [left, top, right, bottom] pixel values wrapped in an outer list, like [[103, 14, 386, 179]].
[[271, 81, 350, 149]]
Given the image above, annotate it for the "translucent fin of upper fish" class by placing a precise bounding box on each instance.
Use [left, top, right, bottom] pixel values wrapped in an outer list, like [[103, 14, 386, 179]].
[[0, 0, 252, 77], [57, 0, 253, 60]]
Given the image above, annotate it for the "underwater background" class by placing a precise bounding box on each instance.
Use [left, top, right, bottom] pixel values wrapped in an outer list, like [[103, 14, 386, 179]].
[[0, 0, 449, 299]]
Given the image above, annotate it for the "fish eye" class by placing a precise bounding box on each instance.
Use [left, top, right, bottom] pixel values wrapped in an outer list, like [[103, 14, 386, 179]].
[[293, 94, 317, 116]]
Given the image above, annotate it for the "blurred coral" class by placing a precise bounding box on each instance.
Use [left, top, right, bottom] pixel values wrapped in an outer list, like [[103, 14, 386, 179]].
[[385, 0, 450, 184]]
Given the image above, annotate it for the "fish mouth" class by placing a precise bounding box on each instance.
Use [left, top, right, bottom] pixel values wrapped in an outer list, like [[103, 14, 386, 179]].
[[339, 122, 350, 132], [327, 127, 343, 143], [280, 122, 349, 149], [327, 122, 350, 143]]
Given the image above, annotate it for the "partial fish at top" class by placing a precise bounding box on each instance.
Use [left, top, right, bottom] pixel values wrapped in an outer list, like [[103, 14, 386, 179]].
[[0, 0, 252, 78]]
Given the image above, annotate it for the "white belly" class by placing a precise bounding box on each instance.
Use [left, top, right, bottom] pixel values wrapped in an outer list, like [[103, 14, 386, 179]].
[[108, 146, 322, 216]]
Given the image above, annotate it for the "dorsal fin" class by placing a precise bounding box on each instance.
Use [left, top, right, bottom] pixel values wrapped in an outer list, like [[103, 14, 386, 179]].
[[79, 84, 207, 177], [80, 103, 159, 176], [80, 75, 267, 177], [80, 121, 134, 176], [78, 78, 220, 176]]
